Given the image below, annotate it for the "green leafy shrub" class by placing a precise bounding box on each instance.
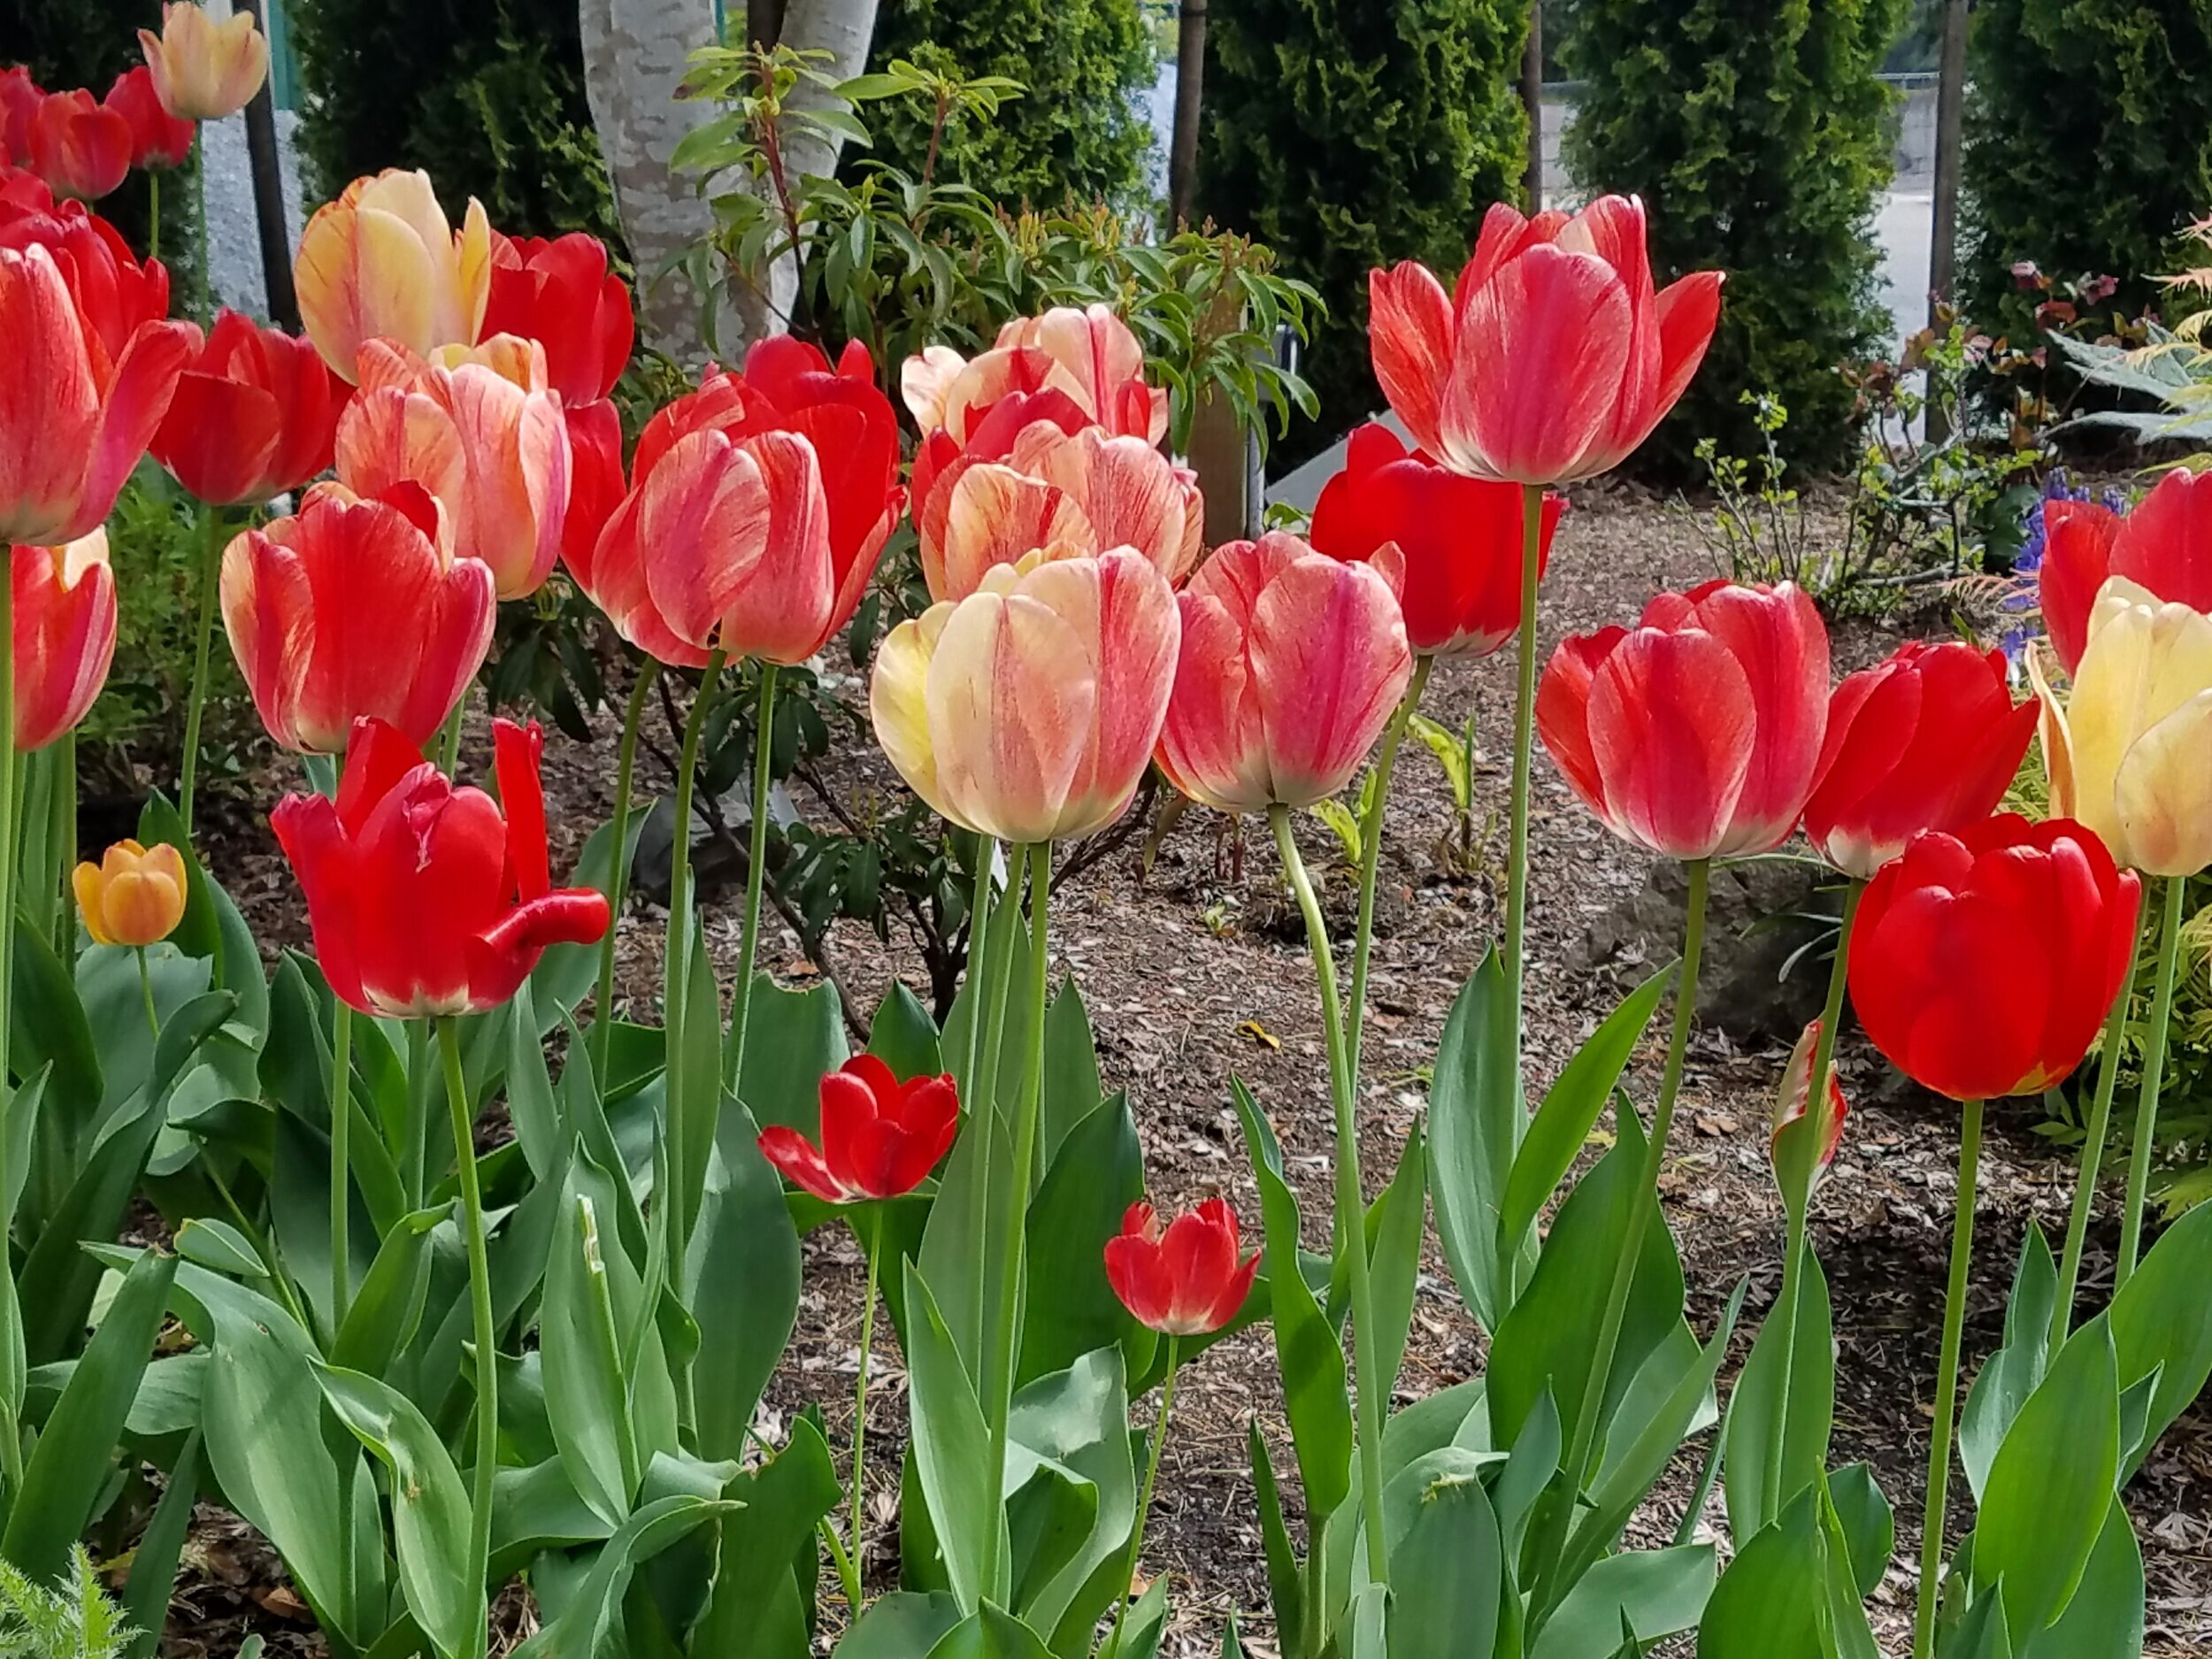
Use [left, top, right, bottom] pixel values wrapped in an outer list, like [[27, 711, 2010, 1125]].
[[1964, 0, 2212, 339], [1560, 0, 1905, 473], [1195, 0, 1527, 464], [861, 0, 1157, 211], [288, 0, 619, 245], [0, 1548, 132, 1659]]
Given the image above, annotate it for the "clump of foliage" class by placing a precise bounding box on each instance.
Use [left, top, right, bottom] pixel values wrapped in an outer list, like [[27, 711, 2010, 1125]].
[[1561, 0, 1905, 473], [288, 0, 619, 247], [1964, 0, 2212, 341], [1195, 0, 1527, 464], [860, 0, 1157, 211], [0, 1548, 133, 1659]]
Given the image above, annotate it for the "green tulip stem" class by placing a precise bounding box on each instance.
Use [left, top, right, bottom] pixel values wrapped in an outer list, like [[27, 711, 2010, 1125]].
[[1564, 857, 1710, 1497], [147, 172, 160, 263], [1344, 655, 1433, 1106], [663, 649, 725, 1275], [2117, 875, 2187, 1289], [329, 997, 353, 1335], [1765, 879, 1861, 1523], [985, 839, 1053, 1589], [1102, 1337, 1179, 1659], [53, 730, 76, 965], [960, 841, 997, 1098], [1913, 1095, 1983, 1659], [725, 663, 779, 1094], [438, 1016, 497, 1645], [438, 690, 466, 776], [592, 662, 660, 1082], [1270, 803, 1390, 1588], [1506, 482, 1546, 1013], [179, 503, 225, 833], [844, 1202, 882, 1610], [965, 841, 1023, 1375], [2054, 896, 2148, 1356], [0, 563, 18, 1487], [136, 948, 158, 1040]]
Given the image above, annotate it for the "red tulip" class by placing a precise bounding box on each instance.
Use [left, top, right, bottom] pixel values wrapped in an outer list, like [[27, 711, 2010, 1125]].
[[1847, 815, 2140, 1102], [0, 174, 173, 363], [12, 528, 116, 750], [756, 1056, 960, 1203], [26, 91, 131, 204], [1308, 422, 1564, 656], [152, 309, 343, 506], [2039, 470, 2212, 676], [0, 73, 42, 169], [220, 480, 495, 754], [1103, 1199, 1258, 1337], [104, 68, 193, 173], [1538, 580, 1828, 859], [1370, 196, 1723, 485], [1769, 1019, 1847, 1179], [1803, 641, 2039, 880], [560, 396, 626, 588], [1156, 532, 1412, 813], [0, 242, 193, 546], [273, 716, 610, 1018], [481, 232, 634, 409]]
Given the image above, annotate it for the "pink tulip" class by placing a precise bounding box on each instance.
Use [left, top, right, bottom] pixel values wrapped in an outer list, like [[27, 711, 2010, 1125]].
[[1538, 580, 1829, 858], [902, 303, 1167, 449], [1370, 196, 1723, 484], [1156, 533, 1412, 813]]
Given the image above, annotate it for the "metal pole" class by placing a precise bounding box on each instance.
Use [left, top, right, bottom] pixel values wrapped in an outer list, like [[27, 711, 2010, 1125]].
[[1928, 0, 1968, 320], [1522, 0, 1544, 212], [234, 0, 298, 330], [1169, 0, 1208, 229]]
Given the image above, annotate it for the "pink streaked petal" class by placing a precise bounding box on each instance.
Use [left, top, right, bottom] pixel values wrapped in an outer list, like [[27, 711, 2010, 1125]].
[[1455, 242, 1632, 484], [1367, 262, 1454, 459], [1587, 626, 1755, 858]]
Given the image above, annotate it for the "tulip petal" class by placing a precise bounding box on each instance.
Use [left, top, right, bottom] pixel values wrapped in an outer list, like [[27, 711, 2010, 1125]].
[[1248, 555, 1411, 808], [2039, 501, 2122, 676], [1690, 583, 1828, 854], [757, 1126, 845, 1204], [1587, 626, 1755, 859], [2115, 689, 2212, 877], [938, 462, 1091, 603], [1455, 242, 1633, 484], [1367, 262, 1454, 459], [871, 607, 956, 824], [928, 588, 1097, 844]]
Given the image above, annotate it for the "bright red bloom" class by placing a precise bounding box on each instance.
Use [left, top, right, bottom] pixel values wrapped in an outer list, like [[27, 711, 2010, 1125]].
[[26, 91, 130, 204], [219, 480, 495, 754], [756, 1056, 960, 1203], [0, 73, 41, 169], [273, 716, 610, 1018], [152, 309, 343, 505], [1369, 196, 1723, 485], [12, 528, 116, 750], [1538, 580, 1828, 859], [481, 232, 634, 408], [0, 242, 193, 546], [2039, 470, 2212, 675], [1308, 422, 1563, 656], [560, 396, 626, 584], [1804, 641, 2039, 880], [0, 173, 173, 363], [1848, 815, 2140, 1102], [103, 68, 193, 172], [1103, 1199, 1258, 1338]]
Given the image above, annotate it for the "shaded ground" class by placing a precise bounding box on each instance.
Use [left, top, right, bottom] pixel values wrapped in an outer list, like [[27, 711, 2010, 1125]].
[[175, 486, 2212, 1656]]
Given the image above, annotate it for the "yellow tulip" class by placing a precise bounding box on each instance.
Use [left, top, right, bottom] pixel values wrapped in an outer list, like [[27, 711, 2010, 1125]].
[[137, 2, 268, 121], [2033, 575, 2212, 876], [294, 169, 493, 382], [73, 839, 188, 948]]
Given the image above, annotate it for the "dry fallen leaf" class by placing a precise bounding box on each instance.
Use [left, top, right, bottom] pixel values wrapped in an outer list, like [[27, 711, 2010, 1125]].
[[1235, 1018, 1280, 1050]]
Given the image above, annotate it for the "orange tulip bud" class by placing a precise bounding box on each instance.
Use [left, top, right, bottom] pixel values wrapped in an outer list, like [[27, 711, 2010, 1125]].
[[294, 169, 493, 381], [137, 1, 268, 121], [73, 839, 188, 948]]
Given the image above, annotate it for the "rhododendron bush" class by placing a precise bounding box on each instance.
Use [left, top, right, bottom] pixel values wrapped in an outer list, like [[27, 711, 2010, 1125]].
[[0, 11, 2206, 1659]]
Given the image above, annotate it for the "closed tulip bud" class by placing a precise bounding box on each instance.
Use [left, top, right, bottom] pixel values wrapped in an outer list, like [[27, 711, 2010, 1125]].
[[1370, 196, 1723, 485], [1848, 816, 2139, 1102], [336, 334, 568, 599], [0, 242, 194, 546], [220, 480, 495, 755], [27, 91, 131, 204], [137, 2, 268, 121], [273, 717, 609, 1018], [153, 309, 344, 506], [757, 1057, 960, 1202], [481, 232, 634, 408], [2039, 469, 2212, 676], [1769, 1019, 1847, 1198], [1103, 1199, 1258, 1337], [0, 177, 173, 364], [13, 529, 117, 751], [73, 839, 187, 948], [872, 546, 1179, 844], [294, 169, 493, 380], [2033, 576, 2212, 878], [103, 68, 193, 173], [1804, 641, 2039, 879], [1309, 422, 1564, 657], [1156, 532, 1412, 813], [1538, 580, 1829, 859]]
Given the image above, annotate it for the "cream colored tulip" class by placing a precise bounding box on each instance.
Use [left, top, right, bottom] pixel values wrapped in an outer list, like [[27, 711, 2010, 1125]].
[[294, 170, 494, 381], [138, 2, 267, 121], [2034, 575, 2212, 876]]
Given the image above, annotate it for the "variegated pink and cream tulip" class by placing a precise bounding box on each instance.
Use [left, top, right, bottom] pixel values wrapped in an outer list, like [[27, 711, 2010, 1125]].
[[871, 546, 1179, 844], [1156, 533, 1412, 813], [294, 169, 493, 381], [335, 334, 569, 600], [137, 1, 268, 121], [12, 527, 116, 750], [902, 303, 1168, 449]]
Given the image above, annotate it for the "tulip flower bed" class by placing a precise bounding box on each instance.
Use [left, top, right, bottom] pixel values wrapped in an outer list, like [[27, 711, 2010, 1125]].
[[5, 13, 2212, 1659]]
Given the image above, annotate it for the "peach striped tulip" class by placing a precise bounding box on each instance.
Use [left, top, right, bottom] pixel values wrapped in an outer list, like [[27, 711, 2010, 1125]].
[[138, 1, 268, 120], [295, 169, 493, 381]]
